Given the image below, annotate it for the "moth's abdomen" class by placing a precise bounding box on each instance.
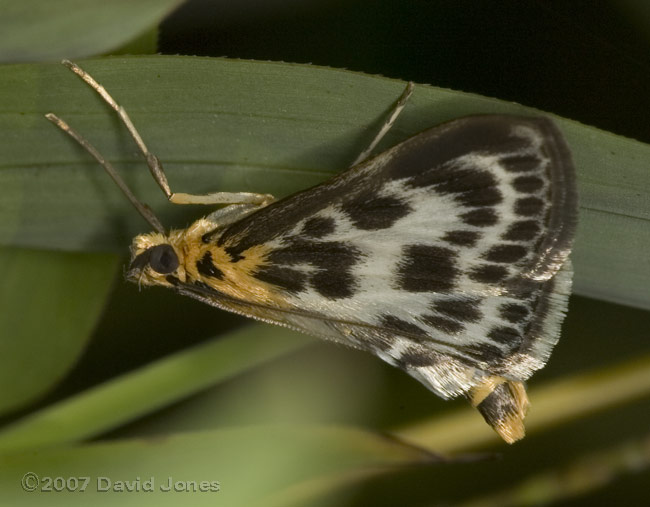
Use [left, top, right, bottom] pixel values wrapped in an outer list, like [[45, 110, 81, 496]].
[[469, 377, 530, 444]]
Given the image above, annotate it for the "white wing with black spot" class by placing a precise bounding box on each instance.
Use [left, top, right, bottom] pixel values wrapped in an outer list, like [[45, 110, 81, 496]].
[[198, 115, 578, 399]]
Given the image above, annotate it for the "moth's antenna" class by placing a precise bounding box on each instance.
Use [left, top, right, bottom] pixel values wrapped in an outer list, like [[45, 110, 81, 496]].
[[45, 112, 165, 234], [60, 59, 175, 202]]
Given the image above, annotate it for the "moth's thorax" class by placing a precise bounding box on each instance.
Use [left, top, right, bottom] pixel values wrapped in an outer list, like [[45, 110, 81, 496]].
[[127, 218, 285, 306]]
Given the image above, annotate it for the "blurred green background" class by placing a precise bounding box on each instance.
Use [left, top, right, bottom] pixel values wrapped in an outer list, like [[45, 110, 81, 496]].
[[0, 1, 649, 506]]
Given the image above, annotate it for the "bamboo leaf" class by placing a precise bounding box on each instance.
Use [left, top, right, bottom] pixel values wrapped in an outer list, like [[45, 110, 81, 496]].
[[0, 0, 183, 63], [0, 324, 310, 451], [0, 425, 436, 507], [1, 57, 648, 309], [460, 431, 650, 507], [0, 248, 117, 414]]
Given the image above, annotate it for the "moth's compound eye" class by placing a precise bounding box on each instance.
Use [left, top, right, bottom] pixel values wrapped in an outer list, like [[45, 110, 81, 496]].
[[148, 244, 179, 274]]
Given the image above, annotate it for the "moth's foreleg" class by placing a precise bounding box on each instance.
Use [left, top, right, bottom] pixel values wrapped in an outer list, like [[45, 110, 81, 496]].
[[350, 81, 415, 166], [169, 191, 275, 207], [60, 60, 275, 209]]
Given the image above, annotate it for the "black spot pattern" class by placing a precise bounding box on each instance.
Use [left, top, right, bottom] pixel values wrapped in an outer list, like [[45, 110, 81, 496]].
[[499, 303, 530, 324], [406, 164, 502, 208], [442, 230, 480, 247], [459, 187, 502, 208], [312, 270, 355, 299], [379, 315, 428, 338], [384, 116, 531, 183], [223, 246, 245, 262], [301, 216, 336, 238], [201, 226, 224, 244], [397, 245, 458, 293], [476, 382, 519, 429], [461, 208, 498, 227], [434, 297, 482, 323], [488, 326, 523, 347], [203, 117, 575, 398], [464, 343, 504, 363], [255, 265, 307, 293], [341, 190, 411, 230], [515, 197, 545, 216], [423, 314, 464, 334], [513, 175, 544, 193], [500, 154, 541, 173], [484, 244, 528, 263], [469, 264, 509, 284], [503, 220, 540, 241], [265, 239, 361, 299], [196, 251, 224, 279], [191, 280, 213, 291], [398, 347, 438, 367]]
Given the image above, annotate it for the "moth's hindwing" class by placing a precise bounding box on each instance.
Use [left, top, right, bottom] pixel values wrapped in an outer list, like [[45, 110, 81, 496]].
[[133, 115, 577, 442]]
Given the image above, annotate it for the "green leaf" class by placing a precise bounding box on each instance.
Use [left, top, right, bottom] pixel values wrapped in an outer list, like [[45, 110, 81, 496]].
[[1, 56, 648, 309], [0, 0, 183, 63], [0, 425, 436, 507], [459, 431, 650, 507], [0, 247, 118, 414], [0, 324, 309, 451]]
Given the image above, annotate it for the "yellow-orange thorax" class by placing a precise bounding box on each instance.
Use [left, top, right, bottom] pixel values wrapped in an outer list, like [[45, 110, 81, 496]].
[[129, 218, 286, 307]]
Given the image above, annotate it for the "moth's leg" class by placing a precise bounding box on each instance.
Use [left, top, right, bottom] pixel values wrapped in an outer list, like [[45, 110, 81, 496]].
[[61, 60, 275, 208], [350, 81, 415, 166], [169, 191, 275, 207], [204, 203, 264, 227]]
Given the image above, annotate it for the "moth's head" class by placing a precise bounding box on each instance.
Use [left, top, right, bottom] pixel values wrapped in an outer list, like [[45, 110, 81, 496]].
[[127, 232, 185, 287]]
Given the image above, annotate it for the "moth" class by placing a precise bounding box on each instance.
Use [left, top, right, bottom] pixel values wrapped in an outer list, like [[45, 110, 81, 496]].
[[47, 60, 577, 443]]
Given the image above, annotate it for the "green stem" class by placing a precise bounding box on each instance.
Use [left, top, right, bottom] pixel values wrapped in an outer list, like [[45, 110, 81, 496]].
[[0, 325, 309, 452]]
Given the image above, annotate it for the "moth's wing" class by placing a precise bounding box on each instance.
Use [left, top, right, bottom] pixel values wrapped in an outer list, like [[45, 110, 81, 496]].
[[174, 279, 504, 399], [208, 115, 577, 399]]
